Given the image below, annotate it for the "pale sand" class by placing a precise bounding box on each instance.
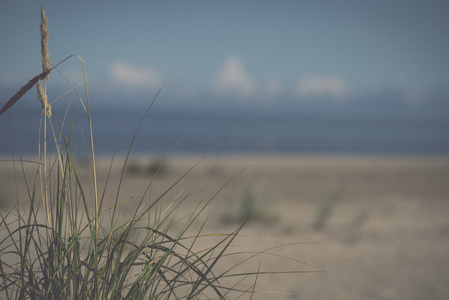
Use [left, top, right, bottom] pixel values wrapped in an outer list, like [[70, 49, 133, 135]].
[[1, 154, 449, 299]]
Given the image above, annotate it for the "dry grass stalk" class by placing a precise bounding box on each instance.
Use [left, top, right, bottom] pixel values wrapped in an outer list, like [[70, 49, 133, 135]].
[[0, 70, 50, 115], [37, 80, 51, 117], [40, 6, 51, 83]]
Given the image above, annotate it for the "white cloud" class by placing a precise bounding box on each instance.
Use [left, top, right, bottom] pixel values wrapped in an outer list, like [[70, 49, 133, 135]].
[[211, 56, 256, 98], [294, 76, 349, 99], [110, 62, 164, 90]]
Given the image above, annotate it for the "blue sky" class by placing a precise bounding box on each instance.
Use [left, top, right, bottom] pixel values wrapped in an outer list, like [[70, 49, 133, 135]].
[[1, 1, 449, 110]]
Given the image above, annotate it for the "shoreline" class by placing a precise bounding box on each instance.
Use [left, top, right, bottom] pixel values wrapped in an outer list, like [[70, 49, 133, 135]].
[[3, 152, 449, 162]]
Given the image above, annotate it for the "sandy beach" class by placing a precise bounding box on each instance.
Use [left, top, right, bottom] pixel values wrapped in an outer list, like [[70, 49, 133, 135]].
[[1, 154, 449, 299]]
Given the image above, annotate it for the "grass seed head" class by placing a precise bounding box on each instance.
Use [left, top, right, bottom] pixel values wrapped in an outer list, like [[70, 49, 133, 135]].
[[37, 80, 51, 117], [40, 6, 51, 83]]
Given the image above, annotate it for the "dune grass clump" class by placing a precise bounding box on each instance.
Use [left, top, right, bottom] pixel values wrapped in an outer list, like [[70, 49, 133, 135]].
[[221, 185, 279, 225], [0, 7, 315, 299]]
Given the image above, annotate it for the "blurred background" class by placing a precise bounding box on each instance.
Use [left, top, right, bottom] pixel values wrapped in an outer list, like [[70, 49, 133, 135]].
[[1, 1, 448, 155], [1, 3, 449, 299]]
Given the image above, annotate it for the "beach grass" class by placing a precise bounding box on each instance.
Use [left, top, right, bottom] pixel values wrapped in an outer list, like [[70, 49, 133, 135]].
[[0, 7, 313, 299]]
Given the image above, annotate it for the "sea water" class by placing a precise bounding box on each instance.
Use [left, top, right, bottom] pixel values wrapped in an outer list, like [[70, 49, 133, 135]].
[[1, 101, 448, 156]]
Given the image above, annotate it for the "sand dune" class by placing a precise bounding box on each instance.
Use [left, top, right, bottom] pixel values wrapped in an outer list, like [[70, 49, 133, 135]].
[[1, 155, 448, 299]]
